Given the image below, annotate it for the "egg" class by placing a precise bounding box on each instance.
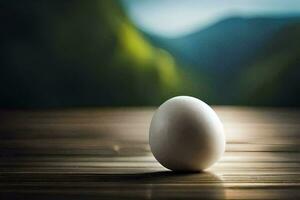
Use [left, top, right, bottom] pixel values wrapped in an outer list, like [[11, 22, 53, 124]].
[[149, 96, 225, 171]]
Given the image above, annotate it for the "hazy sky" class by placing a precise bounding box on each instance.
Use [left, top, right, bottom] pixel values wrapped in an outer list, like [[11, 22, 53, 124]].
[[121, 0, 300, 37]]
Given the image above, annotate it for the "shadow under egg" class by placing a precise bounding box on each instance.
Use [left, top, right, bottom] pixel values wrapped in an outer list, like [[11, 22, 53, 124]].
[[138, 171, 225, 200]]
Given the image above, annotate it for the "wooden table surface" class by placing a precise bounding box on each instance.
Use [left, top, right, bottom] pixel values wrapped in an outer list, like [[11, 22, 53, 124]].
[[0, 107, 300, 199]]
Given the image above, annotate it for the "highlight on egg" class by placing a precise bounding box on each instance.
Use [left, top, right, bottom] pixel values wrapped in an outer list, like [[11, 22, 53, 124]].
[[149, 96, 225, 172]]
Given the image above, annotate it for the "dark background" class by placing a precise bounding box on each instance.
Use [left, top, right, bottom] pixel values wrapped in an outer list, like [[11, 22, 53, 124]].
[[1, 0, 300, 108]]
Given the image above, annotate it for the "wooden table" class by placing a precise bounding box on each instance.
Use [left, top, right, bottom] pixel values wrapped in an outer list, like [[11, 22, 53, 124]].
[[0, 107, 300, 199]]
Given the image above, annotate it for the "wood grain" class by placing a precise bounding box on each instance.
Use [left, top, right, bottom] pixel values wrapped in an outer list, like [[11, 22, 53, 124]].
[[0, 107, 300, 199]]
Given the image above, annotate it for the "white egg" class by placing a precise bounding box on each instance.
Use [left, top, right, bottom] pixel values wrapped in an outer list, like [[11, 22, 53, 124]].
[[149, 96, 225, 171]]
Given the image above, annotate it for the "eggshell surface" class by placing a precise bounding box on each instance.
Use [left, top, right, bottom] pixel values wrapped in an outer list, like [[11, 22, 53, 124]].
[[149, 96, 225, 171]]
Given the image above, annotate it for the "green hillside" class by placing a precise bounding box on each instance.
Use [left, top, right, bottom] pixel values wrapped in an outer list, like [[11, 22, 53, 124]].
[[0, 1, 194, 107]]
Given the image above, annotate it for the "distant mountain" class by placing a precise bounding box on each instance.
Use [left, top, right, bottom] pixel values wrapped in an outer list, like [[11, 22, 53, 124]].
[[143, 16, 300, 105], [145, 16, 300, 74]]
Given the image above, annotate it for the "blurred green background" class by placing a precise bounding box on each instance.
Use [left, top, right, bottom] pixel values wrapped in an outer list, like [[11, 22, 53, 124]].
[[1, 0, 300, 108]]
